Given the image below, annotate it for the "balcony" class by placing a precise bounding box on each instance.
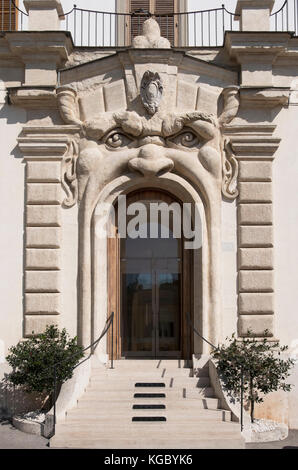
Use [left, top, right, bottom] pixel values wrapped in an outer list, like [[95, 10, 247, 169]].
[[1, 0, 298, 48]]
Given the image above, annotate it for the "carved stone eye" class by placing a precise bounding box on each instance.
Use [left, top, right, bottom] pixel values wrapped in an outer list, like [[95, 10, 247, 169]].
[[105, 131, 132, 149], [169, 130, 199, 149]]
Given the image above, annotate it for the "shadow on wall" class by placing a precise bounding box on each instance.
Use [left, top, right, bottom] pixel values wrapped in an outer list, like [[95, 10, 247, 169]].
[[0, 375, 47, 419]]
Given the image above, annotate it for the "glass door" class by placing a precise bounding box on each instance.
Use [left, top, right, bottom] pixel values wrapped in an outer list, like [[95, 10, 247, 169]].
[[120, 190, 183, 358]]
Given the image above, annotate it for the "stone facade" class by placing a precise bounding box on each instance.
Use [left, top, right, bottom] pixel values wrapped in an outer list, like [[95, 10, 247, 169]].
[[0, 0, 298, 429]]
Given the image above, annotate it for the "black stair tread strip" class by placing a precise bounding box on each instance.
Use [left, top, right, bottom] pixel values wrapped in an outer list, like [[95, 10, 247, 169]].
[[133, 404, 166, 409], [132, 417, 167, 422], [135, 383, 166, 387], [134, 393, 166, 398]]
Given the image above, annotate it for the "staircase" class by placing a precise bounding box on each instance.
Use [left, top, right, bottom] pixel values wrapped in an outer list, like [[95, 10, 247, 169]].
[[50, 359, 245, 449]]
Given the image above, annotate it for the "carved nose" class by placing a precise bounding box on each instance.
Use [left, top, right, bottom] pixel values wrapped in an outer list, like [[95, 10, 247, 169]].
[[128, 144, 173, 177]]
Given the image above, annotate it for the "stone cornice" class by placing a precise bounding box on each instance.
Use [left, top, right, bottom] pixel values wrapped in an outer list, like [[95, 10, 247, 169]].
[[223, 124, 280, 159], [8, 87, 58, 108], [225, 31, 291, 60], [240, 88, 290, 108], [5, 31, 73, 65], [18, 125, 80, 159]]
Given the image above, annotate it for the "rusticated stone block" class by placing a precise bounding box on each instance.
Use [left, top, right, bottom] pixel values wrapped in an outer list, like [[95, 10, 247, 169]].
[[26, 227, 61, 248], [27, 184, 62, 205], [24, 315, 59, 337], [239, 293, 274, 314], [25, 271, 61, 293], [26, 249, 61, 270], [239, 248, 273, 269], [25, 293, 61, 315], [239, 161, 272, 182], [239, 270, 274, 292], [27, 161, 61, 183], [239, 226, 273, 247], [238, 204, 272, 225], [238, 315, 274, 337], [26, 205, 61, 227], [239, 182, 272, 203]]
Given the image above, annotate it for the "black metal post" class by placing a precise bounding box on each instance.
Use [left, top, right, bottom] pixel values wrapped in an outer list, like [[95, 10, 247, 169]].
[[110, 312, 114, 369], [240, 366, 244, 432], [53, 365, 57, 436]]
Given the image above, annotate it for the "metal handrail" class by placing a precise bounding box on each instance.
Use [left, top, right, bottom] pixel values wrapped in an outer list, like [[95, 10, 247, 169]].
[[50, 311, 115, 437], [186, 312, 247, 431], [10, 0, 28, 16], [271, 0, 288, 16]]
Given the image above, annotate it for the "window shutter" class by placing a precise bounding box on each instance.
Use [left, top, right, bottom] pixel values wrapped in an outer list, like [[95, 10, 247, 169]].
[[130, 0, 150, 39], [129, 0, 177, 45], [154, 0, 175, 46], [0, 0, 18, 30]]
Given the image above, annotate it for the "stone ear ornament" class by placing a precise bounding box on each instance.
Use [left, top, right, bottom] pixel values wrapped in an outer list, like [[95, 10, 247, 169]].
[[62, 140, 79, 208], [140, 71, 163, 116], [222, 138, 239, 200]]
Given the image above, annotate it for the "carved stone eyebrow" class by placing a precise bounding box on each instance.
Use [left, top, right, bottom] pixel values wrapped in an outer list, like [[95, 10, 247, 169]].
[[162, 112, 218, 138]]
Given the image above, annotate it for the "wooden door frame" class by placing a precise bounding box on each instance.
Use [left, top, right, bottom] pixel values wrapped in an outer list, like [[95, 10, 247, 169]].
[[107, 188, 193, 360]]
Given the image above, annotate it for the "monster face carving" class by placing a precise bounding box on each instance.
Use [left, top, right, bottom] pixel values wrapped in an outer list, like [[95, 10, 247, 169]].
[[58, 83, 239, 210]]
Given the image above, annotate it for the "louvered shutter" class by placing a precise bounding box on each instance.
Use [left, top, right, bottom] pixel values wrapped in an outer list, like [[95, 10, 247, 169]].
[[0, 0, 18, 31], [130, 0, 150, 40], [154, 0, 175, 46], [130, 0, 176, 45]]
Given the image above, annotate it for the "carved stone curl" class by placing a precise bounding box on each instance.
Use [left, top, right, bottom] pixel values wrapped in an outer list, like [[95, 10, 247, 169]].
[[62, 139, 79, 208], [140, 71, 163, 115], [222, 138, 239, 200]]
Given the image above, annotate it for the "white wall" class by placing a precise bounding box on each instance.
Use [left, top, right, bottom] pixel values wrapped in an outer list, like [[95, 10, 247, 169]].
[[0, 101, 26, 366]]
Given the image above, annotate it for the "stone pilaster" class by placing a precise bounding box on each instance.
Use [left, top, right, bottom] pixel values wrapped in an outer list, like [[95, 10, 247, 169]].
[[18, 126, 79, 336], [224, 124, 280, 338]]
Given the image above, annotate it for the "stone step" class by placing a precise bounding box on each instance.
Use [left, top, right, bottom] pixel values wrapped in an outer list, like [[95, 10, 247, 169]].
[[65, 409, 232, 422], [54, 420, 239, 435], [88, 376, 210, 387], [69, 397, 220, 409], [78, 387, 215, 400], [104, 360, 192, 369], [95, 369, 194, 377], [50, 436, 245, 449]]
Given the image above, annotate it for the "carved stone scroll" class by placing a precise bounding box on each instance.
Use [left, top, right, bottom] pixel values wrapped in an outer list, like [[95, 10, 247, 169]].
[[222, 138, 239, 200]]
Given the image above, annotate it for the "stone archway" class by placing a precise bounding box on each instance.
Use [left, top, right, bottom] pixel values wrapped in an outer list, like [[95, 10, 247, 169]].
[[91, 173, 219, 362]]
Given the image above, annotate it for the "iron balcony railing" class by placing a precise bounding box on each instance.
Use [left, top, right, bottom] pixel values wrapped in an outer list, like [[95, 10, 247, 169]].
[[1, 1, 298, 47]]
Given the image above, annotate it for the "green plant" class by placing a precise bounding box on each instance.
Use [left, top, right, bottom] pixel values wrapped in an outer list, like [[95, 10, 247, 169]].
[[6, 325, 84, 397], [211, 331, 295, 423]]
